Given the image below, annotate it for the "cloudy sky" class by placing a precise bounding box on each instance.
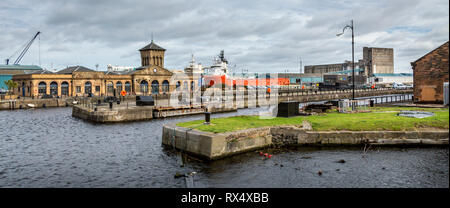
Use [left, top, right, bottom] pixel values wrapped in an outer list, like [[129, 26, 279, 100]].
[[0, 0, 448, 73]]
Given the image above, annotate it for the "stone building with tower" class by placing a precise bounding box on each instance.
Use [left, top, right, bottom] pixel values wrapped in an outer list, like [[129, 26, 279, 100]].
[[11, 41, 199, 98]]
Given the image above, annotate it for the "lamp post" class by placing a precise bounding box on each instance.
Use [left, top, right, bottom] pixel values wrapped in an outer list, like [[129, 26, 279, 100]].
[[337, 20, 355, 109]]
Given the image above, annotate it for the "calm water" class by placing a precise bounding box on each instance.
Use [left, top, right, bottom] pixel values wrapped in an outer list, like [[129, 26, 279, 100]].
[[0, 107, 448, 188]]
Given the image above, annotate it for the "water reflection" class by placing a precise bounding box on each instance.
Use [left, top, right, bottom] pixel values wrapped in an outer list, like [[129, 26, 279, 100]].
[[0, 106, 447, 188]]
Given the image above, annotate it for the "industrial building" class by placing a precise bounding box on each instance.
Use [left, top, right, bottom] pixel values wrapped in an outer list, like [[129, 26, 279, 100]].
[[304, 47, 394, 77], [0, 64, 42, 90], [363, 47, 394, 75], [367, 73, 413, 85]]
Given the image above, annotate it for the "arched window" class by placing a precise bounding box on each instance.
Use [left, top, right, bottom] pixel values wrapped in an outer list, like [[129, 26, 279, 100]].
[[38, 82, 46, 95], [151, 80, 159, 94], [183, 81, 188, 91], [176, 81, 181, 91], [116, 81, 123, 92], [85, 81, 92, 94], [50, 81, 58, 95], [140, 80, 148, 94], [125, 81, 131, 93], [162, 80, 169, 93], [61, 82, 69, 96], [191, 81, 195, 91]]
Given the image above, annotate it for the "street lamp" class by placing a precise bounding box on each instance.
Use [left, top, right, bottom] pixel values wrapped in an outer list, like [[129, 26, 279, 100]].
[[337, 20, 355, 108]]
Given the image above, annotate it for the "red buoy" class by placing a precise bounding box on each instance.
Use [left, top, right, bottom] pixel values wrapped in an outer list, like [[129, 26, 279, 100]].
[[268, 155, 272, 159]]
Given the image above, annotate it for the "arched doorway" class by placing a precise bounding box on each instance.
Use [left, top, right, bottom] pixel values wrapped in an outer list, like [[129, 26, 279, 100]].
[[116, 81, 123, 94], [38, 82, 46, 95], [22, 82, 25, 97], [151, 80, 159, 95], [162, 80, 169, 94], [61, 82, 69, 96], [125, 81, 131, 93], [85, 81, 92, 95], [106, 82, 114, 96], [50, 81, 58, 96], [140, 80, 148, 95]]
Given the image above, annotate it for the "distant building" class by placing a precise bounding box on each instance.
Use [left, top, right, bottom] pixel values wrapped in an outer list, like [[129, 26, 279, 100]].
[[411, 41, 449, 104], [304, 61, 364, 75], [106, 65, 136, 73], [363, 47, 394, 76], [277, 73, 323, 86], [304, 47, 394, 78], [0, 64, 42, 90], [367, 73, 413, 85]]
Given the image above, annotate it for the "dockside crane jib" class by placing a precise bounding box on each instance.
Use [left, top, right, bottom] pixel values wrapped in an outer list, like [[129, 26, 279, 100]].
[[5, 31, 41, 65]]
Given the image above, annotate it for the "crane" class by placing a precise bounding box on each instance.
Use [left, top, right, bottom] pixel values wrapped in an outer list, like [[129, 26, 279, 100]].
[[5, 31, 41, 65]]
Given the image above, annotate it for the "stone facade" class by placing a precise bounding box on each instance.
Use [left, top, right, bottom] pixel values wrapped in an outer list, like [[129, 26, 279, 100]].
[[411, 41, 449, 104], [11, 41, 199, 98]]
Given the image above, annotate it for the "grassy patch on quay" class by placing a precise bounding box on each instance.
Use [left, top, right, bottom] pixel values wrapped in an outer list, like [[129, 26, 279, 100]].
[[176, 107, 449, 133]]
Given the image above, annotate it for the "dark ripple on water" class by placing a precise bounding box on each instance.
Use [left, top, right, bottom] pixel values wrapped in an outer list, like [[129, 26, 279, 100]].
[[0, 107, 448, 188]]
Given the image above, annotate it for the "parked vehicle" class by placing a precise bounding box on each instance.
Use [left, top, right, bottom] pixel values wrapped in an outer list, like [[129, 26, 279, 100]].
[[136, 96, 154, 106], [405, 84, 414, 89], [393, 83, 407, 90]]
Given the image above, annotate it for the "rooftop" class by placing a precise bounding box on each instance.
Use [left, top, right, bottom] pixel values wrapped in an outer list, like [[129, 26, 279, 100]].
[[139, 41, 166, 51], [0, 64, 42, 71], [56, 66, 95, 74]]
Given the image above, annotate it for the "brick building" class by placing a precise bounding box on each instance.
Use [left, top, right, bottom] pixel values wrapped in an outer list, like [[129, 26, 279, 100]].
[[411, 41, 449, 104]]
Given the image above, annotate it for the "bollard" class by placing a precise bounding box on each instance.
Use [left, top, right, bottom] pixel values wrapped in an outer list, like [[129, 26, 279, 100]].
[[94, 107, 97, 111], [98, 100, 101, 105], [204, 112, 211, 124], [109, 101, 113, 110], [117, 100, 120, 105]]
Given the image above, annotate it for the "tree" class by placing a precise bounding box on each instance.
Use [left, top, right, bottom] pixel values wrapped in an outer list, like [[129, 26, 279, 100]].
[[4, 80, 18, 95]]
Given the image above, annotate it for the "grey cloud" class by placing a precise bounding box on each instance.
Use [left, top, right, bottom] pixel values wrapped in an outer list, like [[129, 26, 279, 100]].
[[0, 0, 448, 73]]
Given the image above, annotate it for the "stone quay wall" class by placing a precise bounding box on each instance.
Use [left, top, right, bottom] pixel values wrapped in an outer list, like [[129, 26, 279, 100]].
[[0, 98, 72, 110], [162, 122, 449, 160], [72, 105, 154, 123]]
